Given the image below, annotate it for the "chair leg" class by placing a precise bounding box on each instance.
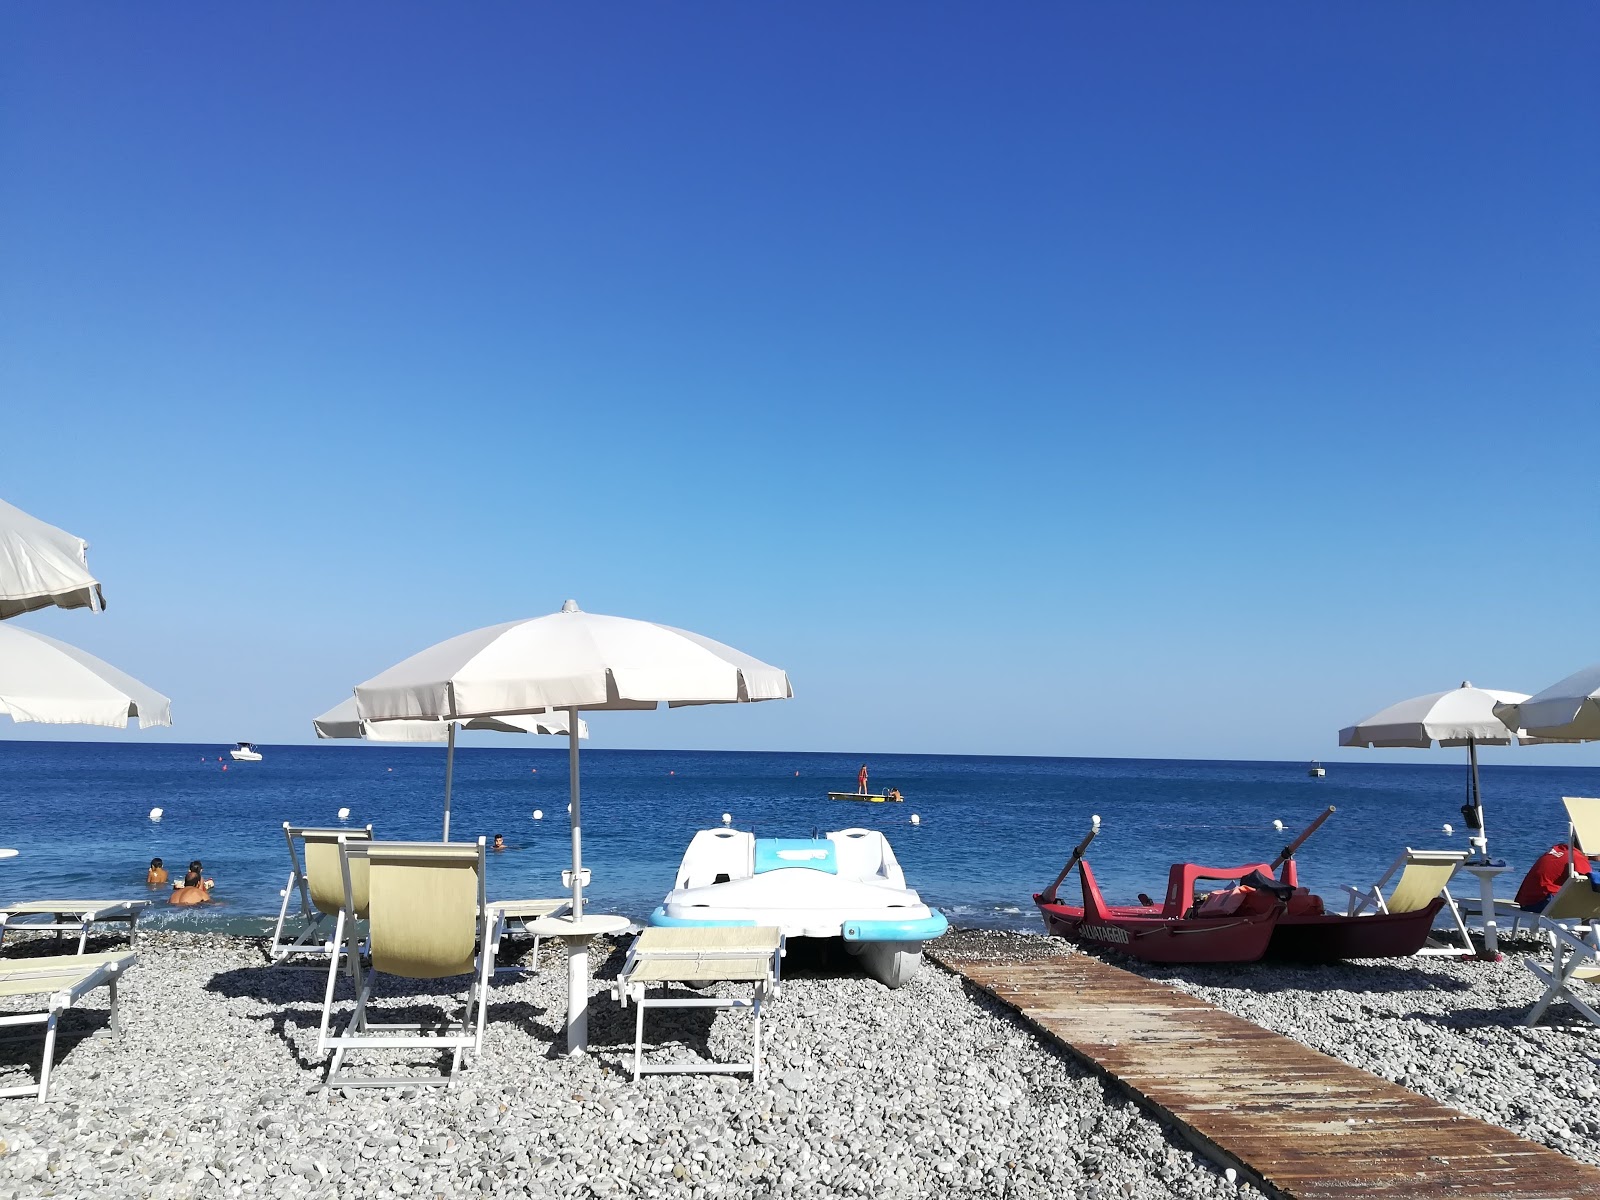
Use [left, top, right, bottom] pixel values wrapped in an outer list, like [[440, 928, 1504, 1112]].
[[633, 995, 646, 1083], [108, 978, 121, 1035], [36, 1010, 59, 1104], [317, 912, 348, 1054], [751, 992, 764, 1084]]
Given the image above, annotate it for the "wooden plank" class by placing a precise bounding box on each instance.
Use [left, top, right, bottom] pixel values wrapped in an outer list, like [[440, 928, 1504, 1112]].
[[933, 948, 1600, 1200]]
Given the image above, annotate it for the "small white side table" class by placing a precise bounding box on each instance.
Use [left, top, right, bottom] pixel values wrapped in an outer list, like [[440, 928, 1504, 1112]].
[[521, 913, 632, 1054], [1459, 861, 1510, 960]]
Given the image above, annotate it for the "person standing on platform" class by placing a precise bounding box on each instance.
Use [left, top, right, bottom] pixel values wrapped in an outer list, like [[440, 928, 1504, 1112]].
[[857, 763, 869, 795]]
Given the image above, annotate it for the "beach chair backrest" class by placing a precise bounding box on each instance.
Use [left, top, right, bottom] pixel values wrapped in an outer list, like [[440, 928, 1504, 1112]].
[[1564, 797, 1600, 857], [359, 840, 485, 980], [1541, 876, 1600, 923], [678, 829, 755, 889], [299, 827, 373, 918], [1387, 853, 1463, 915]]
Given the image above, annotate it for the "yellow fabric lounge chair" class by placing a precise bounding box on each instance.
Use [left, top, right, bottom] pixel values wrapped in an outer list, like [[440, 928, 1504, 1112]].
[[487, 898, 572, 975], [1341, 849, 1472, 954], [0, 951, 135, 1101], [268, 824, 374, 963], [611, 926, 783, 1082], [317, 838, 503, 1088], [0, 900, 151, 955]]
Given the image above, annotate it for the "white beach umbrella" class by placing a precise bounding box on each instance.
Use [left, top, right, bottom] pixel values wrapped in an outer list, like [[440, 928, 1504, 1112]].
[[313, 698, 588, 840], [1493, 664, 1600, 742], [0, 498, 105, 621], [1338, 681, 1550, 859], [0, 624, 170, 729], [355, 600, 791, 912], [354, 600, 791, 1054]]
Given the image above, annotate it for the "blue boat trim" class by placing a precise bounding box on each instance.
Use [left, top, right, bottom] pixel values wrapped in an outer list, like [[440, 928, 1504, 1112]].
[[753, 838, 838, 876], [842, 913, 949, 942], [648, 906, 757, 929]]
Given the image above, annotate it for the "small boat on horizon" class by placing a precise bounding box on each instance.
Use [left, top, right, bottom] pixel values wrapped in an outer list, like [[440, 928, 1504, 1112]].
[[1308, 761, 1326, 777], [229, 742, 262, 762], [651, 826, 947, 988]]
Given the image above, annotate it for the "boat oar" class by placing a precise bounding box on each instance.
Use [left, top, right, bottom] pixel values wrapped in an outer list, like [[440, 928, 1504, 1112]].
[[1271, 805, 1336, 871], [1042, 815, 1101, 902]]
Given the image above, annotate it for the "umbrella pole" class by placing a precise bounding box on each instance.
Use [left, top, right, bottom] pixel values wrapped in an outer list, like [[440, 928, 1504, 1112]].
[[1468, 735, 1487, 860], [442, 722, 456, 842], [569, 707, 583, 919]]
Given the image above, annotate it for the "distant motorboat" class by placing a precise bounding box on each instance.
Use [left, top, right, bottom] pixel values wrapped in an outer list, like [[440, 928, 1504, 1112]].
[[229, 742, 263, 762], [1307, 761, 1326, 778]]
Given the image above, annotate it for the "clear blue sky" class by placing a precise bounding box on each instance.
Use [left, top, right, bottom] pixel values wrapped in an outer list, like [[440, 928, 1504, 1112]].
[[3, 4, 1597, 762]]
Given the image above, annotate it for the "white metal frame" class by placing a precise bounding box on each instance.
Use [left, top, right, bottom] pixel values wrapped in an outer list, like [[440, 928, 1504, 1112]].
[[268, 823, 373, 964], [488, 899, 572, 976], [0, 955, 131, 1102], [1525, 917, 1600, 1027], [1341, 848, 1472, 955], [611, 931, 784, 1082], [0, 901, 149, 955], [317, 837, 502, 1090]]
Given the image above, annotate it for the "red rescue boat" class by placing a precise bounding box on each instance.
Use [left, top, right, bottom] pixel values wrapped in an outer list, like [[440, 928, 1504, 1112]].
[[1033, 818, 1286, 964]]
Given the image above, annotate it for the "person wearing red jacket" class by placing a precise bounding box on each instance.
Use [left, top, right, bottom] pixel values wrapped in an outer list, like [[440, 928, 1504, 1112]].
[[1515, 842, 1592, 912]]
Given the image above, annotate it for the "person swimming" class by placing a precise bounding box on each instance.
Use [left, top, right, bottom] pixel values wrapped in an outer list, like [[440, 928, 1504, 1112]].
[[147, 857, 167, 886], [169, 868, 212, 907], [492, 833, 506, 852]]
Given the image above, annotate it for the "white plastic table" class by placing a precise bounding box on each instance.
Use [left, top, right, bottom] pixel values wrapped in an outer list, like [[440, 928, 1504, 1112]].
[[1459, 861, 1511, 959], [520, 913, 631, 1054]]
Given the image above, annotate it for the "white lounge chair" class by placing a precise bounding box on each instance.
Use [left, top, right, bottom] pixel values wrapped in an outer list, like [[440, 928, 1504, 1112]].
[[0, 951, 135, 1101], [611, 926, 783, 1082], [269, 824, 373, 963], [0, 900, 150, 954], [1342, 849, 1471, 954], [1523, 879, 1600, 1028], [318, 838, 502, 1088], [488, 898, 571, 975]]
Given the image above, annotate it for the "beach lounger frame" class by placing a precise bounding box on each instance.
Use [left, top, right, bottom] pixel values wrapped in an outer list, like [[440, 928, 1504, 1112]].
[[268, 823, 373, 964], [0, 900, 150, 955], [317, 837, 502, 1089], [489, 898, 572, 976], [1462, 797, 1600, 942], [1524, 897, 1600, 1028], [0, 951, 135, 1102], [611, 926, 784, 1083], [1341, 849, 1472, 955]]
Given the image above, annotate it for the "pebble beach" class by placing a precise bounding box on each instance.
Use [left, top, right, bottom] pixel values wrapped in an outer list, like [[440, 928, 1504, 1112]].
[[0, 929, 1267, 1200], [4, 925, 1597, 1199]]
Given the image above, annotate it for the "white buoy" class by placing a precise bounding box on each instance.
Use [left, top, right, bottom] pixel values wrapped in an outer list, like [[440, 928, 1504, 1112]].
[[721, 813, 732, 825], [149, 807, 163, 821], [533, 809, 544, 820], [337, 807, 350, 820], [567, 803, 572, 814], [1443, 822, 1454, 835], [1091, 814, 1101, 830], [910, 813, 921, 826], [1273, 819, 1285, 832]]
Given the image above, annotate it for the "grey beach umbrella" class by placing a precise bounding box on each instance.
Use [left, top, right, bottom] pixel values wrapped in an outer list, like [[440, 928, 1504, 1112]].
[[1494, 665, 1600, 743]]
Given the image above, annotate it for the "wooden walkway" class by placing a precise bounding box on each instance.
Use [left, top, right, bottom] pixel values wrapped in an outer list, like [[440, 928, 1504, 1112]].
[[933, 948, 1600, 1200]]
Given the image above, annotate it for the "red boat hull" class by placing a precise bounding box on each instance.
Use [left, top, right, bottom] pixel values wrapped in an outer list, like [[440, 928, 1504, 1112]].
[[1266, 899, 1446, 961], [1032, 894, 1281, 964]]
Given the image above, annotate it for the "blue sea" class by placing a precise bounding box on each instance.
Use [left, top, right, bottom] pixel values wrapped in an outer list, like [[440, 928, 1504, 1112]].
[[3, 741, 1596, 934]]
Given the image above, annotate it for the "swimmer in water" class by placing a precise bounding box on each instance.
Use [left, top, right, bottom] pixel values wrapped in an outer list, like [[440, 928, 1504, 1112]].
[[147, 857, 168, 886], [492, 833, 506, 852], [169, 868, 213, 906]]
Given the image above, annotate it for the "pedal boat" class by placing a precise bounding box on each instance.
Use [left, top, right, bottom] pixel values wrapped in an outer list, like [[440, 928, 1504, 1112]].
[[651, 827, 948, 988], [1034, 819, 1286, 964]]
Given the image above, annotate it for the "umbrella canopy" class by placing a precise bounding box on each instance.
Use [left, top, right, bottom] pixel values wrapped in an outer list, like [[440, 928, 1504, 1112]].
[[312, 696, 588, 742], [1338, 683, 1539, 748], [0, 499, 105, 621], [1494, 665, 1600, 742], [1339, 681, 1547, 861], [0, 624, 170, 728]]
